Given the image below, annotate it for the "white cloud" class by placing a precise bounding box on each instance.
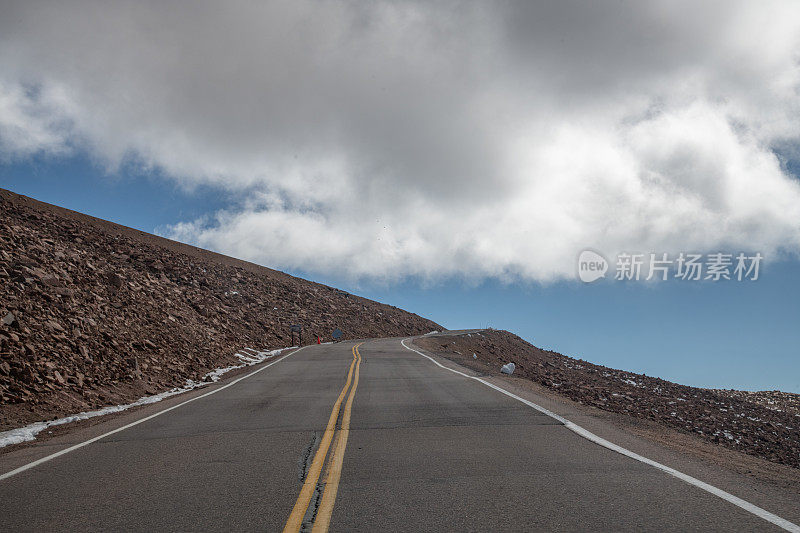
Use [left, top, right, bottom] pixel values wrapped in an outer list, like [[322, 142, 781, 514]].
[[0, 82, 74, 158], [1, 1, 800, 281]]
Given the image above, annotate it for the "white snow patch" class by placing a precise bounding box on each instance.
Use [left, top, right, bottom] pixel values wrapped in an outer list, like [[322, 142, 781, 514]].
[[200, 348, 286, 383], [0, 346, 290, 448], [0, 387, 189, 448]]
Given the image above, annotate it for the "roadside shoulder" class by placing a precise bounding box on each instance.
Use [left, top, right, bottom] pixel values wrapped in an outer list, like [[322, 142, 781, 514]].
[[409, 336, 800, 527]]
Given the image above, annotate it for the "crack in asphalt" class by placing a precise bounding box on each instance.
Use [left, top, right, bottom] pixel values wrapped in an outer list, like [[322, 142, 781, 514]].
[[298, 431, 320, 483]]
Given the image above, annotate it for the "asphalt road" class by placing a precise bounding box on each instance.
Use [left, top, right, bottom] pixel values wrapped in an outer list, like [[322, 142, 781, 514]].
[[0, 337, 796, 532]]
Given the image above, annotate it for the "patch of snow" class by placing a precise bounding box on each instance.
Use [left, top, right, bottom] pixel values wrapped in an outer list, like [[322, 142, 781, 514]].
[[0, 387, 190, 448], [200, 348, 286, 383], [0, 346, 290, 449]]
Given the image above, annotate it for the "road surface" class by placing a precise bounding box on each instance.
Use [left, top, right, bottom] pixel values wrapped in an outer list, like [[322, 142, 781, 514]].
[[1, 336, 797, 531]]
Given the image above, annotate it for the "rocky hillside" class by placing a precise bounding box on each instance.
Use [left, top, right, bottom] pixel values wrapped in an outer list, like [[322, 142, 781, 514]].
[[416, 330, 800, 469], [0, 188, 441, 430]]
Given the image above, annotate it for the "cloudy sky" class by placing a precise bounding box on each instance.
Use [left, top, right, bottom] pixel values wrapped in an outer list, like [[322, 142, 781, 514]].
[[2, 1, 799, 390]]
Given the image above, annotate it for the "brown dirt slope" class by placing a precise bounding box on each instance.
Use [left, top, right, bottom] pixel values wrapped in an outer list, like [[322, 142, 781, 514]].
[[0, 188, 441, 429], [415, 330, 800, 469]]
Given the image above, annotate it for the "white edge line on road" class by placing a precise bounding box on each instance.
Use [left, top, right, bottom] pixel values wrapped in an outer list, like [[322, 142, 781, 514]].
[[401, 338, 800, 533], [0, 346, 307, 482]]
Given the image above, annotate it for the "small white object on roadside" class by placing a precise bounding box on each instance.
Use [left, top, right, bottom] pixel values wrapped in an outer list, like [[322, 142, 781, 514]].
[[473, 353, 477, 359], [500, 362, 515, 375]]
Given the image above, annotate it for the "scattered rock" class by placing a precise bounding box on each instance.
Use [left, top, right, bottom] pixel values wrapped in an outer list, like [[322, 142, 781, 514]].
[[46, 321, 65, 333], [107, 272, 124, 289], [40, 274, 62, 287], [78, 345, 90, 361]]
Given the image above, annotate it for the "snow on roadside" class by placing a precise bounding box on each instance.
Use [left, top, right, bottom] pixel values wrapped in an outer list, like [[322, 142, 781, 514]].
[[0, 346, 291, 448], [199, 347, 287, 383]]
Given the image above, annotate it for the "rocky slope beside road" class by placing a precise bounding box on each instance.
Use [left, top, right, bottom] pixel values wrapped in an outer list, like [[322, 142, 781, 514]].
[[0, 188, 441, 431], [415, 330, 800, 469]]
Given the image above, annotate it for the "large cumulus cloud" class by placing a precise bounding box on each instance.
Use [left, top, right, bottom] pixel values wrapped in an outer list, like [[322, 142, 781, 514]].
[[1, 0, 800, 281]]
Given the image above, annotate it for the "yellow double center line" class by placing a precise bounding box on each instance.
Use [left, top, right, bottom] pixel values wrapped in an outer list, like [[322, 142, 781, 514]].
[[283, 343, 363, 533]]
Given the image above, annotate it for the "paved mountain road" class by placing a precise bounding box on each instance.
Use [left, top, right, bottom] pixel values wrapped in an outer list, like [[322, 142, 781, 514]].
[[1, 336, 797, 532]]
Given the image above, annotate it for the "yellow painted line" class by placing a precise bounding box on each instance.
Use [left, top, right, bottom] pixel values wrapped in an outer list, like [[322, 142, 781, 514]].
[[282, 344, 359, 533], [312, 343, 362, 533], [322, 427, 343, 486]]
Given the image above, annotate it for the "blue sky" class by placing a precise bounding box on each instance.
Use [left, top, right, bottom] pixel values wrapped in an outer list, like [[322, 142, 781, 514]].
[[2, 3, 800, 392], [3, 155, 798, 393]]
